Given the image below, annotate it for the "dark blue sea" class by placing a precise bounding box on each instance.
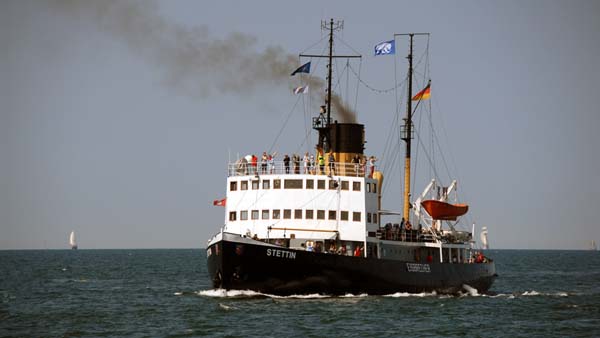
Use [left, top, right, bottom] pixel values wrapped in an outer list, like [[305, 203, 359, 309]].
[[1, 250, 599, 337]]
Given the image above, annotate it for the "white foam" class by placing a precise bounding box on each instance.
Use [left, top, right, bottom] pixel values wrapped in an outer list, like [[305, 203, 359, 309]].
[[522, 290, 541, 296], [462, 284, 480, 296], [384, 291, 437, 298], [173, 292, 183, 296], [196, 289, 330, 299], [218, 303, 236, 310]]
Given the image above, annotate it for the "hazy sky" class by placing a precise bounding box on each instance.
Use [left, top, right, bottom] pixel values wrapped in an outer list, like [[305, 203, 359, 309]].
[[1, 0, 599, 250]]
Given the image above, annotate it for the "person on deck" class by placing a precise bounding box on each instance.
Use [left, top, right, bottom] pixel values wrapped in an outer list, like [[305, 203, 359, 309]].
[[328, 152, 336, 176], [283, 154, 290, 174], [318, 153, 325, 174]]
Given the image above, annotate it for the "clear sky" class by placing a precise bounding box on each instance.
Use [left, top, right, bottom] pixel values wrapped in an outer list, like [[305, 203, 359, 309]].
[[1, 0, 599, 250]]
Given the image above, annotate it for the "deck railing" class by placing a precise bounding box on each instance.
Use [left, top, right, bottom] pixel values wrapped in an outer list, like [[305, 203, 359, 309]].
[[228, 161, 376, 178]]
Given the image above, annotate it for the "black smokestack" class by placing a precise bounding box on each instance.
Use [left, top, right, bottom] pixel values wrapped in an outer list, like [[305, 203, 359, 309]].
[[48, 0, 357, 122]]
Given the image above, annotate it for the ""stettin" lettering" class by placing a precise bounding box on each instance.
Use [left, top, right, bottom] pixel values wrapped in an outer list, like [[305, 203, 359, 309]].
[[266, 248, 297, 259]]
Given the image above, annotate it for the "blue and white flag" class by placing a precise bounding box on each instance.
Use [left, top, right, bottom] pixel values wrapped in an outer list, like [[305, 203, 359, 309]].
[[374, 40, 395, 56], [291, 62, 311, 76]]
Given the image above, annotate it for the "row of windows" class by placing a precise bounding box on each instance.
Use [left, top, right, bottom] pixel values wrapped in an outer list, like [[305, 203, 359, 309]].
[[230, 179, 377, 193], [229, 209, 367, 222]]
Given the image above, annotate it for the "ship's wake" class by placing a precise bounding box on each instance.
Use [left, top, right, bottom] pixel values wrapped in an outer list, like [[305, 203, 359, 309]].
[[192, 288, 570, 299]]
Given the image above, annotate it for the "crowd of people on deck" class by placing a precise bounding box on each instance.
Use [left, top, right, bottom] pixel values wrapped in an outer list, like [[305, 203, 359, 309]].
[[237, 151, 378, 177], [302, 241, 364, 256]]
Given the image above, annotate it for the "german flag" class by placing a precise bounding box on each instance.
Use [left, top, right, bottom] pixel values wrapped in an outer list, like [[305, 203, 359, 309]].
[[411, 83, 431, 101]]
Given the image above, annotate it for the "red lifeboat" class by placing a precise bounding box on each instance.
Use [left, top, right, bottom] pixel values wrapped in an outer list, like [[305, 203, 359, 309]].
[[421, 200, 469, 220]]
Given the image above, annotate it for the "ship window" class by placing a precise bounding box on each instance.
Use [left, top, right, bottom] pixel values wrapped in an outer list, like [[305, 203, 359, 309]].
[[328, 210, 336, 220], [294, 209, 302, 219], [367, 213, 372, 223], [353, 212, 361, 222], [273, 179, 281, 189], [230, 181, 237, 191], [366, 183, 371, 193], [252, 180, 259, 190], [241, 181, 248, 191], [306, 210, 314, 219], [229, 211, 236, 221], [283, 209, 291, 219], [262, 210, 269, 219], [262, 180, 270, 189], [251, 210, 259, 220], [284, 179, 303, 189], [306, 179, 314, 189], [317, 210, 325, 220], [329, 180, 338, 190], [341, 181, 349, 190], [373, 213, 378, 224], [317, 180, 326, 189], [373, 183, 377, 193], [273, 209, 281, 219], [341, 211, 348, 221], [353, 182, 361, 191], [240, 210, 248, 220]]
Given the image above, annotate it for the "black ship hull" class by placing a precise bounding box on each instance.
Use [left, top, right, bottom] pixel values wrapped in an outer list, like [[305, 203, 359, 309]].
[[207, 233, 496, 296]]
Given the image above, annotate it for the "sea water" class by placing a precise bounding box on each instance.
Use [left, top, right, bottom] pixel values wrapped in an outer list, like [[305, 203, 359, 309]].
[[1, 249, 599, 337]]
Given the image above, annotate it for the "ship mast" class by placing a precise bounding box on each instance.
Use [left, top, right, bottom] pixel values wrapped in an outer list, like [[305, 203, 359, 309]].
[[395, 33, 429, 221], [304, 19, 360, 152]]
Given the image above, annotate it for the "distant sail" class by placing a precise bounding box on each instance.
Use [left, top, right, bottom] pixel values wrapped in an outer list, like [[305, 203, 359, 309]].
[[480, 227, 489, 250], [69, 231, 78, 250]]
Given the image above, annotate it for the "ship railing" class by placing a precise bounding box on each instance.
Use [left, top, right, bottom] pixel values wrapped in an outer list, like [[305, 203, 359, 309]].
[[227, 161, 376, 178], [376, 228, 430, 243]]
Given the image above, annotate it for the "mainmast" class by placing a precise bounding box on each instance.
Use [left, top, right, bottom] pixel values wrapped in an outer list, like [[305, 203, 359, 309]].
[[395, 33, 429, 221]]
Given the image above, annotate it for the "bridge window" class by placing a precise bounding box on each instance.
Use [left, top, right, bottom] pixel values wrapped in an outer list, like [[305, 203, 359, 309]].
[[306, 179, 314, 189], [367, 213, 372, 223], [328, 210, 336, 220], [262, 210, 269, 220], [284, 179, 303, 189], [373, 213, 378, 224], [353, 212, 361, 222], [294, 209, 302, 219], [241, 181, 248, 191], [317, 180, 325, 189], [341, 181, 349, 190], [273, 179, 281, 189], [283, 209, 291, 219], [305, 210, 314, 219], [340, 211, 348, 221], [366, 183, 371, 193], [373, 183, 377, 193], [329, 180, 337, 190], [273, 209, 281, 219], [229, 211, 236, 221], [353, 182, 361, 191], [262, 180, 270, 189], [252, 180, 259, 190], [230, 181, 237, 191], [251, 210, 259, 220], [240, 210, 248, 220], [317, 210, 325, 220]]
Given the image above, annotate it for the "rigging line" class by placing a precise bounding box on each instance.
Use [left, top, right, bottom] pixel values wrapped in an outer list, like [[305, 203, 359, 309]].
[[354, 59, 362, 114], [347, 64, 403, 93], [333, 33, 363, 58], [299, 35, 328, 56], [267, 95, 302, 155]]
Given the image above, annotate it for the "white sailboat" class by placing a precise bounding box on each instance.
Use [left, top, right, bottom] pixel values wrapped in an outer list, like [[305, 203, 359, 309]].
[[69, 231, 78, 250], [590, 240, 597, 251], [480, 227, 489, 250]]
